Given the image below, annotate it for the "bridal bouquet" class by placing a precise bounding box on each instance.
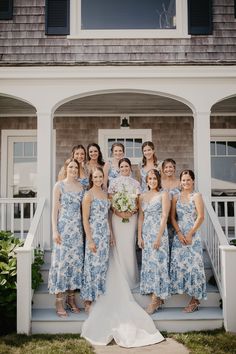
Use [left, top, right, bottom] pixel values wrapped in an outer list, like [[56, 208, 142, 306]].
[[112, 185, 137, 223]]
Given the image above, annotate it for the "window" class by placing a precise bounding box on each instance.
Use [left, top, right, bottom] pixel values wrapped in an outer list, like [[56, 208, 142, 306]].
[[210, 130, 236, 194], [98, 129, 151, 164], [69, 0, 189, 38], [0, 0, 13, 20]]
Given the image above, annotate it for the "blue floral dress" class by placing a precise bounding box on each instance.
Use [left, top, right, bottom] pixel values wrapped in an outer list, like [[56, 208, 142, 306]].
[[79, 177, 89, 190], [48, 182, 84, 294], [169, 193, 207, 300], [139, 162, 162, 193], [140, 193, 170, 299], [81, 194, 110, 302], [107, 160, 120, 184]]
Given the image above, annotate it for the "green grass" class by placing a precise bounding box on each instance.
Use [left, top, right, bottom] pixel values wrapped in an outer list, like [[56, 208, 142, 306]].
[[169, 328, 236, 354], [0, 333, 95, 354]]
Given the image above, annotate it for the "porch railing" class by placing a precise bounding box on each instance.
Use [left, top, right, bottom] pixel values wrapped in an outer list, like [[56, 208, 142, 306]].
[[203, 197, 229, 296], [211, 196, 236, 239], [0, 198, 37, 239], [16, 197, 46, 334]]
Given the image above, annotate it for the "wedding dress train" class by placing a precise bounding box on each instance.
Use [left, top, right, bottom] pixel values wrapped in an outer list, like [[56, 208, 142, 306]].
[[81, 223, 164, 347]]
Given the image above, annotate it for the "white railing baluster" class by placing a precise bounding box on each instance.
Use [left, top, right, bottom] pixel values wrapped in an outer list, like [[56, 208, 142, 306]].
[[224, 201, 228, 238], [20, 203, 24, 240], [30, 202, 34, 221], [10, 203, 14, 233]]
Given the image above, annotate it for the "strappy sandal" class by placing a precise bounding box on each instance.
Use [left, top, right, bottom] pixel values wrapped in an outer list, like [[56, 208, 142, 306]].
[[146, 295, 164, 315], [55, 296, 68, 318], [183, 300, 199, 313], [66, 292, 80, 313]]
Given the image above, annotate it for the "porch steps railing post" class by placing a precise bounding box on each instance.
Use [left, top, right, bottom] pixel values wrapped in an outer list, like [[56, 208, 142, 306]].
[[220, 245, 236, 333], [16, 248, 32, 334]]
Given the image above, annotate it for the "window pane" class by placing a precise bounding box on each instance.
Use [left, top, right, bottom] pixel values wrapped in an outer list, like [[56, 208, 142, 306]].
[[126, 139, 134, 148], [134, 148, 142, 158], [210, 142, 215, 156], [24, 142, 34, 157], [135, 138, 142, 148], [34, 142, 37, 156], [228, 141, 236, 156], [216, 142, 226, 155], [14, 142, 23, 157], [126, 148, 133, 158], [81, 0, 176, 30], [211, 156, 236, 185]]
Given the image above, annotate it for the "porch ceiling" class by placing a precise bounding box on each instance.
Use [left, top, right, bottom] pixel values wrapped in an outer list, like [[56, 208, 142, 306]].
[[0, 96, 36, 115], [55, 93, 193, 115], [211, 96, 236, 114]]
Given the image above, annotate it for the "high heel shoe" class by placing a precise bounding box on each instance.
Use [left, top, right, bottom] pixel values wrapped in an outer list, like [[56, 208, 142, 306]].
[[66, 292, 80, 313], [183, 300, 199, 313], [55, 296, 68, 318], [146, 295, 164, 315]]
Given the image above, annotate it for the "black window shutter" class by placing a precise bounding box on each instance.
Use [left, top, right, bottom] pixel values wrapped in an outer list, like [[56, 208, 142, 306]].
[[0, 0, 13, 20], [188, 0, 212, 35], [45, 0, 70, 35]]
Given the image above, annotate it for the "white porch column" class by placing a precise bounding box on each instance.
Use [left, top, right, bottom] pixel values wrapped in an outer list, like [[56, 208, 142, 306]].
[[37, 111, 53, 249], [220, 245, 236, 333], [193, 111, 211, 202]]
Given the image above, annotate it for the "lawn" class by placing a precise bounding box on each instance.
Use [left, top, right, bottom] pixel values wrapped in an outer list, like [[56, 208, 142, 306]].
[[0, 329, 236, 354], [170, 328, 236, 354]]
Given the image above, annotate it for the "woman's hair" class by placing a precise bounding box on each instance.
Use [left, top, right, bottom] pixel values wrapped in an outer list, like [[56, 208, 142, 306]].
[[180, 169, 195, 181], [71, 144, 87, 163], [89, 166, 104, 189], [141, 141, 158, 167], [111, 142, 125, 154], [146, 169, 161, 191], [87, 143, 105, 166], [162, 158, 176, 171], [57, 158, 80, 181], [118, 157, 132, 169]]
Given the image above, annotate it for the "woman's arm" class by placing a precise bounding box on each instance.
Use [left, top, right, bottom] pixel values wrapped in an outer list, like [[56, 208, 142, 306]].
[[51, 183, 61, 244], [138, 195, 144, 248], [185, 193, 204, 245], [170, 194, 187, 245], [103, 161, 110, 191], [153, 191, 170, 249], [82, 192, 97, 253]]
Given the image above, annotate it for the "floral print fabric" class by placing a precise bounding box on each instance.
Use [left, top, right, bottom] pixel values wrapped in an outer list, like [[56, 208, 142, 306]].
[[140, 194, 170, 299], [81, 196, 110, 301], [108, 175, 141, 195], [169, 193, 207, 300], [48, 182, 84, 294]]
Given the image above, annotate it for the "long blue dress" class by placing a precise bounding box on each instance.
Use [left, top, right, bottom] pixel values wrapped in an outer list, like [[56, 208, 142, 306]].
[[81, 194, 110, 302], [107, 160, 120, 185], [169, 193, 207, 300], [48, 181, 84, 294], [140, 193, 170, 299]]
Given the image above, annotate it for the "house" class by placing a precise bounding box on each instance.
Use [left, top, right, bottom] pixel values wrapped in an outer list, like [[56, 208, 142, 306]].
[[0, 0, 236, 334]]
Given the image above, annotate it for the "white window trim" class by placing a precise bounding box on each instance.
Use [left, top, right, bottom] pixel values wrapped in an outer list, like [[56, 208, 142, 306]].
[[1, 130, 56, 198], [98, 129, 152, 164], [69, 0, 190, 39]]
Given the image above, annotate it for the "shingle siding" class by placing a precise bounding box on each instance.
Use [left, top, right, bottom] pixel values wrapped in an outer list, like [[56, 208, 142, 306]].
[[0, 0, 236, 65]]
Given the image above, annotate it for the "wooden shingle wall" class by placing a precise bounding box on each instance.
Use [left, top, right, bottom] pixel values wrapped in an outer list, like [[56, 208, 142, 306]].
[[0, 0, 236, 65]]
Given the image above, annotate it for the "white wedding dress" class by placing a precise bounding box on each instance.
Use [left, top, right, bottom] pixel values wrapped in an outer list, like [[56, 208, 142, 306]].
[[81, 214, 164, 348]]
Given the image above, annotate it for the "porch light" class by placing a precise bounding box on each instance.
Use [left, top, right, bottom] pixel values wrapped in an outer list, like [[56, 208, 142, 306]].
[[120, 116, 130, 128]]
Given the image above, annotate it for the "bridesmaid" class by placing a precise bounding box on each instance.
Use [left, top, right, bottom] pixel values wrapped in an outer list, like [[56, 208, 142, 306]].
[[48, 158, 84, 316], [161, 159, 180, 252], [86, 143, 105, 174], [169, 169, 207, 312], [81, 167, 114, 312], [138, 141, 161, 193], [138, 169, 170, 314], [72, 144, 89, 190], [103, 142, 124, 189]]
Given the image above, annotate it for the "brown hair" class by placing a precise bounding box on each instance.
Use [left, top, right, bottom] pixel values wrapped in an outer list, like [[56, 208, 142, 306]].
[[71, 145, 87, 163], [111, 142, 125, 154], [57, 158, 80, 181], [87, 143, 105, 167], [179, 169, 195, 181], [141, 141, 158, 167], [89, 166, 104, 189], [162, 158, 176, 171], [118, 157, 132, 170], [146, 169, 161, 191]]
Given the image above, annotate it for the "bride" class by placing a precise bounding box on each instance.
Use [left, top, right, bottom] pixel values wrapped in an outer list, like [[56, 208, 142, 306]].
[[81, 158, 164, 347]]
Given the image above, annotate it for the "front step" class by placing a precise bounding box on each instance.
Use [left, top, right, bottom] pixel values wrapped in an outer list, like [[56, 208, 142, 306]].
[[32, 283, 221, 309], [31, 307, 223, 334]]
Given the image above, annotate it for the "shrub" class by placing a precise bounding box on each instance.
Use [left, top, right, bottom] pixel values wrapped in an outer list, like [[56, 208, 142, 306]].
[[0, 231, 44, 335]]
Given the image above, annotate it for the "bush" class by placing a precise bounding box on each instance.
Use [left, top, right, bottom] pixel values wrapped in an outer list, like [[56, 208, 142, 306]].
[[0, 232, 44, 335]]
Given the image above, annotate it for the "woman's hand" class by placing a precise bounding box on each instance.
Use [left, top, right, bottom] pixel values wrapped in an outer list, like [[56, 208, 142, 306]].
[[115, 210, 132, 219], [185, 232, 193, 245], [177, 231, 187, 245], [53, 232, 62, 245], [88, 241, 97, 253], [110, 235, 115, 247], [153, 238, 161, 249], [138, 237, 144, 249]]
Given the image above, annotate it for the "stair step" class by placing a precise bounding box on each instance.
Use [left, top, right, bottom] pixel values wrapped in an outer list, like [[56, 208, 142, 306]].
[[32, 283, 221, 309], [31, 307, 223, 334]]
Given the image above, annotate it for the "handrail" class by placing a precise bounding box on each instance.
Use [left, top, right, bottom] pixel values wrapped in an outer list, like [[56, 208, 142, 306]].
[[203, 196, 229, 297], [211, 196, 236, 239], [16, 197, 46, 334]]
